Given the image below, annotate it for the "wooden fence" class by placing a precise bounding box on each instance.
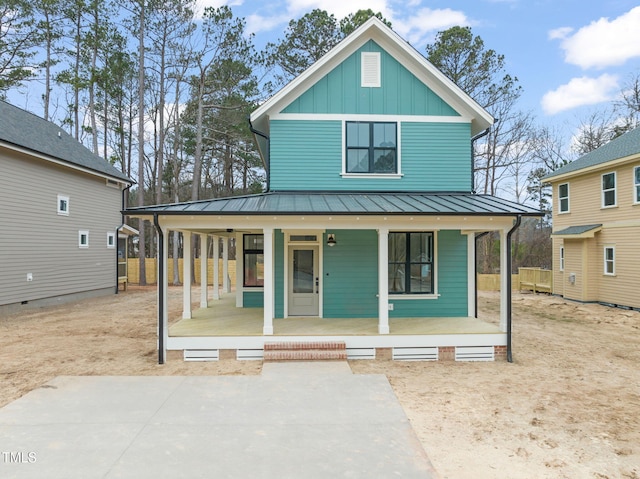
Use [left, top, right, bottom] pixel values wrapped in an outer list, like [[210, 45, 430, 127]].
[[126, 258, 236, 285]]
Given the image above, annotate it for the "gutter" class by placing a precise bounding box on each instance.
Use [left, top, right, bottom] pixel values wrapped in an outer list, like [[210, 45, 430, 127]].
[[153, 213, 165, 365], [506, 215, 522, 363], [470, 126, 491, 194], [115, 183, 133, 294], [248, 117, 271, 192]]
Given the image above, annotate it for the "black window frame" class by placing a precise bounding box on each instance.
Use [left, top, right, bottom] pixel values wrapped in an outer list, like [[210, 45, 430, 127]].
[[388, 232, 434, 294], [345, 121, 397, 174], [243, 234, 264, 287]]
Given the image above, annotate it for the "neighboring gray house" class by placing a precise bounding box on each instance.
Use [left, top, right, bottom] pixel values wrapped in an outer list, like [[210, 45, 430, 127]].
[[0, 100, 133, 313]]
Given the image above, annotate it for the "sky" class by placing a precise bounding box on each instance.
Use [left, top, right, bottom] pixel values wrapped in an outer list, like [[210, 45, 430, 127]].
[[199, 0, 640, 143]]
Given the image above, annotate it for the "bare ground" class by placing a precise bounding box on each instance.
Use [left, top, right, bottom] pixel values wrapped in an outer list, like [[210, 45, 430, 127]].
[[1, 287, 639, 479]]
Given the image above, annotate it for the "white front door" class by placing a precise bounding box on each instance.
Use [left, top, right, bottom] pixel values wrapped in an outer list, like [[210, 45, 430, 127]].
[[288, 246, 319, 316]]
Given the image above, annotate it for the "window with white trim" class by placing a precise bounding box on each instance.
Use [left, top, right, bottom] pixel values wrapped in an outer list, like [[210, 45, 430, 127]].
[[79, 230, 89, 248], [602, 172, 616, 207], [634, 166, 640, 203], [604, 246, 615, 275], [389, 232, 434, 294], [559, 246, 564, 271], [107, 232, 116, 249], [346, 121, 397, 174], [243, 234, 264, 287], [558, 183, 569, 213], [57, 195, 69, 215]]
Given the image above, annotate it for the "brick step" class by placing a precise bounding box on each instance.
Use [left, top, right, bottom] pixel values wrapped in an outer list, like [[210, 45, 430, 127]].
[[263, 349, 347, 361], [264, 341, 346, 351]]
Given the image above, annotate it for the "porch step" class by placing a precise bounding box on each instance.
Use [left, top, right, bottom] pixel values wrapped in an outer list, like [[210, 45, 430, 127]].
[[263, 341, 347, 361]]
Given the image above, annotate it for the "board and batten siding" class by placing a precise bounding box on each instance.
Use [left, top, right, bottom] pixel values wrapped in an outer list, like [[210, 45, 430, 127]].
[[0, 151, 122, 307], [282, 40, 459, 117], [269, 120, 471, 191]]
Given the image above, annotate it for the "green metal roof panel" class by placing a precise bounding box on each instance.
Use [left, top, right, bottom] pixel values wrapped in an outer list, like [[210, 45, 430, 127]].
[[0, 100, 131, 183], [126, 192, 541, 217], [545, 126, 640, 180], [553, 224, 602, 236]]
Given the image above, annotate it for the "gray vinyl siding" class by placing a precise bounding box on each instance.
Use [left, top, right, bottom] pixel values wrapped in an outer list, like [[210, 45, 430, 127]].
[[0, 150, 122, 307]]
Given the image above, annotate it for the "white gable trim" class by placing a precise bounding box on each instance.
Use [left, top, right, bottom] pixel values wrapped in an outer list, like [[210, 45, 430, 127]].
[[270, 113, 472, 124], [251, 17, 493, 136]]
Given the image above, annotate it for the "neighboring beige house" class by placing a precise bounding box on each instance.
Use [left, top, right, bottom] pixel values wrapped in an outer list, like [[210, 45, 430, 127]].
[[0, 100, 132, 313], [545, 126, 640, 309]]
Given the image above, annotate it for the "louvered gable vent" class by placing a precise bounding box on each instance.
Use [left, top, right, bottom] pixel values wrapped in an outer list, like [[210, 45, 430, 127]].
[[361, 52, 381, 87]]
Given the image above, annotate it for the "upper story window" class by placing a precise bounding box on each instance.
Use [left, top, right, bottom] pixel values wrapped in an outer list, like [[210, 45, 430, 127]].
[[243, 234, 264, 287], [57, 195, 69, 215], [602, 172, 616, 207], [634, 166, 640, 203], [558, 183, 569, 213], [78, 230, 89, 248], [389, 232, 434, 294], [346, 121, 397, 174]]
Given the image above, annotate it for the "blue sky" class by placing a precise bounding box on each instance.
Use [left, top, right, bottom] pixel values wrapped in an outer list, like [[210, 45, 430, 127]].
[[201, 0, 640, 141]]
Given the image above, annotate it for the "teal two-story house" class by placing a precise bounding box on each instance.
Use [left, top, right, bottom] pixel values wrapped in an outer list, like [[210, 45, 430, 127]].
[[127, 18, 540, 363]]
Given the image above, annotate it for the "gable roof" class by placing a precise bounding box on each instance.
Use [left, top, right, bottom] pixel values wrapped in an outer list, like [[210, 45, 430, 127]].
[[545, 126, 640, 181], [250, 17, 493, 137], [0, 100, 131, 183]]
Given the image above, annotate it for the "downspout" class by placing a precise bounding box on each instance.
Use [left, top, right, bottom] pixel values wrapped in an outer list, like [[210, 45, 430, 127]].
[[115, 183, 133, 294], [248, 117, 271, 192], [153, 212, 165, 365], [470, 127, 490, 194], [474, 231, 490, 318], [506, 215, 522, 363]]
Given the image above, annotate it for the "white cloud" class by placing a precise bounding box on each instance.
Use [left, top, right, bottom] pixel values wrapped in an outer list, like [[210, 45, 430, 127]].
[[552, 6, 640, 69], [541, 74, 619, 115], [394, 8, 470, 47], [285, 0, 389, 21], [547, 26, 572, 41], [194, 0, 244, 19]]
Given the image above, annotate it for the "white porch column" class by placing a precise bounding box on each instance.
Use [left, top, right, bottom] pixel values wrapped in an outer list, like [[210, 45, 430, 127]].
[[223, 236, 231, 293], [182, 232, 192, 319], [235, 232, 243, 307], [499, 228, 508, 331], [378, 228, 390, 334], [263, 228, 274, 335], [467, 233, 476, 318], [200, 234, 208, 308], [212, 236, 220, 300]]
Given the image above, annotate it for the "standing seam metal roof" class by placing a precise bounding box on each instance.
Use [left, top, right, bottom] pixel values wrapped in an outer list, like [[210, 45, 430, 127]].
[[125, 191, 542, 216]]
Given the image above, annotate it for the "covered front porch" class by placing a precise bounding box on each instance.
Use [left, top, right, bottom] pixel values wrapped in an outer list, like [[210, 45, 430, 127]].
[[168, 293, 506, 361]]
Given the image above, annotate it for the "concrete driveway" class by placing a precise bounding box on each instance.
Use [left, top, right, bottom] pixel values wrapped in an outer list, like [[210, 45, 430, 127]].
[[0, 362, 438, 478]]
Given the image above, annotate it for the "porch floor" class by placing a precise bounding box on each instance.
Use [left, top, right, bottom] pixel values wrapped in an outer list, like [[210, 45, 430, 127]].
[[169, 294, 502, 337]]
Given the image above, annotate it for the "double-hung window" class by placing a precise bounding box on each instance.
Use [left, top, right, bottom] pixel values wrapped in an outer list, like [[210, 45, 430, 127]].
[[634, 166, 640, 203], [602, 172, 616, 207], [558, 183, 569, 213], [346, 121, 397, 174], [604, 246, 615, 275], [388, 232, 434, 294], [243, 234, 264, 287]]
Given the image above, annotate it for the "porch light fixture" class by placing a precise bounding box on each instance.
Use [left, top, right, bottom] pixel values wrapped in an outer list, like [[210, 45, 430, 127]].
[[327, 233, 337, 247]]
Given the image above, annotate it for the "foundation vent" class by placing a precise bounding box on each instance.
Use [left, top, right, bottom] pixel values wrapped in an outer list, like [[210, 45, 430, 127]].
[[393, 347, 438, 361], [455, 346, 495, 362]]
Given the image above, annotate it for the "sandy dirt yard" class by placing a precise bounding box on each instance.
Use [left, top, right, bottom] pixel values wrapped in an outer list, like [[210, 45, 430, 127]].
[[1, 286, 638, 479]]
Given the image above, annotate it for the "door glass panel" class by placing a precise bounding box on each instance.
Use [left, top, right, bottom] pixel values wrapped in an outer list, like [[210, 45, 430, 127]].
[[293, 250, 314, 293]]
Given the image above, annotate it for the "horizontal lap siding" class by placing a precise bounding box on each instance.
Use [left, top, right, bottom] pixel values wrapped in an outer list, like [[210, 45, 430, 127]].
[[562, 240, 584, 302], [0, 152, 121, 306], [389, 230, 468, 318], [323, 230, 378, 318], [596, 226, 640, 308], [270, 120, 470, 191]]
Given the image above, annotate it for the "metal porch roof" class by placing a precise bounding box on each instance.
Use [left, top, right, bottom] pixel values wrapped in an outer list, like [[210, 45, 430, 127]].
[[125, 192, 542, 217]]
